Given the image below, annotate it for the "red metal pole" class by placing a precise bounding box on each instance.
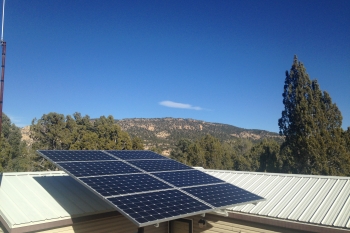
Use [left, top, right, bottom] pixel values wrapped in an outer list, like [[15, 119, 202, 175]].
[[0, 41, 6, 139]]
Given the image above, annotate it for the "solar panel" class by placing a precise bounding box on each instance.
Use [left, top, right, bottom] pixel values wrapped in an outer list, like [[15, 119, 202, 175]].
[[37, 150, 265, 227], [39, 150, 116, 162], [184, 183, 263, 208], [107, 150, 169, 160], [107, 190, 211, 224], [57, 161, 141, 177], [128, 159, 192, 172], [80, 174, 173, 196], [152, 170, 225, 187]]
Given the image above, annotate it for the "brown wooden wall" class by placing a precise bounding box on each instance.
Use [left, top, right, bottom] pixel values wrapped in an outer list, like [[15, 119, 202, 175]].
[[35, 215, 167, 233], [3, 213, 319, 233], [190, 214, 311, 233]]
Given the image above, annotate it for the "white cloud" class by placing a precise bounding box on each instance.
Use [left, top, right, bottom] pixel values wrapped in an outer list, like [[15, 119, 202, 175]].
[[159, 101, 203, 110]]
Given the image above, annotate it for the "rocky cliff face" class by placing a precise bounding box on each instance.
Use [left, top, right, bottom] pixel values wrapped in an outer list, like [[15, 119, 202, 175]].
[[115, 118, 283, 155], [20, 126, 33, 145]]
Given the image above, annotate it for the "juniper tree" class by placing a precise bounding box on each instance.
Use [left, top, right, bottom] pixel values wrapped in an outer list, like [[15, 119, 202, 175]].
[[278, 56, 349, 175], [0, 114, 30, 172], [344, 127, 350, 152], [170, 139, 191, 164], [131, 137, 144, 150], [30, 112, 133, 151]]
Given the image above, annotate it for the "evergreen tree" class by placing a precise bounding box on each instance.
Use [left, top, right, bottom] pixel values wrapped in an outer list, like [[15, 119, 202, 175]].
[[30, 112, 67, 150], [198, 135, 223, 169], [170, 139, 191, 164], [187, 142, 206, 167], [344, 127, 350, 152], [229, 138, 253, 171], [0, 114, 31, 172], [30, 112, 134, 151], [131, 137, 144, 150], [171, 135, 234, 169], [248, 139, 281, 172], [278, 56, 349, 175], [149, 146, 163, 154], [220, 143, 234, 170]]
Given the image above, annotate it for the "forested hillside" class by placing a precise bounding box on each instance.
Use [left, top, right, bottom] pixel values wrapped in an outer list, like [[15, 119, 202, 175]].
[[115, 118, 282, 155]]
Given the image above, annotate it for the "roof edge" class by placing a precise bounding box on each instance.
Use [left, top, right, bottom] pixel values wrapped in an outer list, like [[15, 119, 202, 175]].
[[4, 211, 119, 233], [1, 171, 66, 176], [203, 169, 350, 180], [226, 212, 350, 233], [0, 212, 11, 233]]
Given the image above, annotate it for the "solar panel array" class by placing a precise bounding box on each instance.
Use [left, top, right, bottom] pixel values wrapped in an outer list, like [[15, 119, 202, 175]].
[[37, 150, 264, 227]]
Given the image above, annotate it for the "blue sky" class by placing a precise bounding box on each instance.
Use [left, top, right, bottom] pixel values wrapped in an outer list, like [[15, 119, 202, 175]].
[[2, 0, 350, 132]]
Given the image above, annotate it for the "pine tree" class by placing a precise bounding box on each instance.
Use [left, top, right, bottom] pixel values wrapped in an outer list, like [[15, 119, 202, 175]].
[[278, 56, 349, 175]]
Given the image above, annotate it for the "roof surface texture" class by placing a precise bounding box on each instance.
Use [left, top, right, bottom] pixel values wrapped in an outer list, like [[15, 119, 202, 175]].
[[0, 171, 114, 230], [1, 170, 349, 232], [203, 169, 350, 230]]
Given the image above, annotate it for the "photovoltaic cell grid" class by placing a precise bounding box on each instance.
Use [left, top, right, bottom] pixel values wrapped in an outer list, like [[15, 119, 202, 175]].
[[108, 190, 211, 224], [80, 174, 172, 196], [58, 161, 141, 177], [107, 150, 169, 160], [184, 183, 263, 208], [152, 170, 224, 187], [128, 159, 192, 172], [38, 150, 117, 162], [37, 150, 265, 227]]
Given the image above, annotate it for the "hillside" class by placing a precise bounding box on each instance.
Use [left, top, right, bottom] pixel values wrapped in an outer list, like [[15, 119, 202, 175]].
[[115, 118, 283, 155], [20, 117, 283, 156]]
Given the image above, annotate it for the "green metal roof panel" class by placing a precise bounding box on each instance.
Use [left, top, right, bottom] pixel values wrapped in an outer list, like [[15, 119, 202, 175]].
[[0, 171, 114, 229], [204, 170, 350, 230]]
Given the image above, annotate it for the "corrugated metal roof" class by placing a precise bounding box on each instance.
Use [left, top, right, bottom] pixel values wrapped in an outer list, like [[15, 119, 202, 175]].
[[1, 170, 349, 232], [203, 170, 350, 230], [0, 171, 114, 229]]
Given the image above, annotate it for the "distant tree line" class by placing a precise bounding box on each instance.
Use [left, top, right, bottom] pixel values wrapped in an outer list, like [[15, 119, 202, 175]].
[[30, 112, 144, 151], [0, 112, 144, 172], [170, 135, 281, 172]]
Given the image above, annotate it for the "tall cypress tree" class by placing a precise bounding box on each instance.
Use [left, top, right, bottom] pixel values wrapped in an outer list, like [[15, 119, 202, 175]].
[[278, 56, 349, 175]]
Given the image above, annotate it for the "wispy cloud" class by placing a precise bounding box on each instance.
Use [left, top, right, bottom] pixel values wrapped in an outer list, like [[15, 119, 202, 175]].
[[8, 115, 27, 127], [159, 100, 203, 110], [8, 115, 21, 123]]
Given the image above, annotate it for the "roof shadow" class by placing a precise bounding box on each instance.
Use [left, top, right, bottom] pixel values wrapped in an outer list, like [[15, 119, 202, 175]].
[[33, 175, 113, 217]]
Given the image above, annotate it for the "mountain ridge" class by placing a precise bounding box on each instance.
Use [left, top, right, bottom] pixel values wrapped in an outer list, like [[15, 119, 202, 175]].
[[20, 117, 283, 155], [115, 117, 283, 155]]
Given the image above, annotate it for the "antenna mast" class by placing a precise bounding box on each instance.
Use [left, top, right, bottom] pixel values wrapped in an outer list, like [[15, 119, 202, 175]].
[[0, 0, 6, 140]]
